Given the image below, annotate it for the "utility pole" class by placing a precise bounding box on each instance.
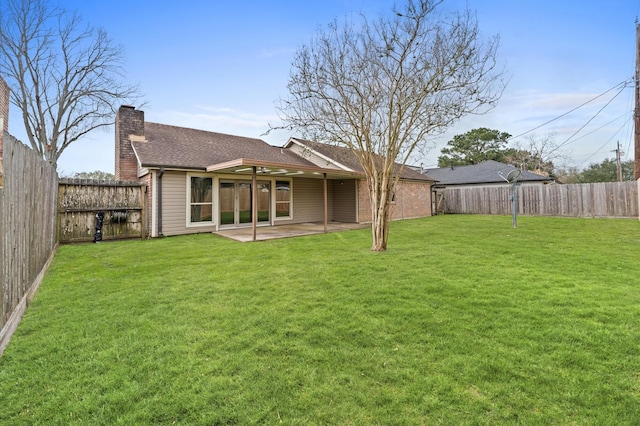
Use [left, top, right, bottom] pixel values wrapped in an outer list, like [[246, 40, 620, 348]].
[[613, 141, 624, 182], [635, 21, 640, 180]]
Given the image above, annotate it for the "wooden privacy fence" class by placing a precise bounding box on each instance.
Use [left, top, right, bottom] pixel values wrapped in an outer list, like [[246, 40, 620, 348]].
[[442, 181, 639, 218], [0, 133, 58, 352], [57, 179, 146, 243]]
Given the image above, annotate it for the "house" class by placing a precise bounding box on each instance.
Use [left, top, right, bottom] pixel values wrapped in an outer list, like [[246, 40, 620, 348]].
[[423, 160, 554, 188], [115, 106, 435, 238], [422, 160, 554, 214]]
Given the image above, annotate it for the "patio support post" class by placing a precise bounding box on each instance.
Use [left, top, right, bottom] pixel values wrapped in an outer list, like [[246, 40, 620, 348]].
[[323, 173, 328, 233], [252, 166, 257, 241]]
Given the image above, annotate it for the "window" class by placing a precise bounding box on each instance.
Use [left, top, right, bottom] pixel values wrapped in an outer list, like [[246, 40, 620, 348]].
[[189, 176, 213, 223], [257, 182, 270, 222], [275, 180, 291, 218]]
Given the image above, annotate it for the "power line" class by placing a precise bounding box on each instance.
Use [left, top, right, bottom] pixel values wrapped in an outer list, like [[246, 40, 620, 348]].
[[507, 79, 632, 142], [577, 119, 630, 167], [547, 82, 629, 156], [559, 112, 629, 144]]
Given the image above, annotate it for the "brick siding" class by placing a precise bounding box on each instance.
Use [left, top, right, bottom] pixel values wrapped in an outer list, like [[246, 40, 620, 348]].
[[391, 180, 433, 219], [358, 179, 433, 223], [115, 105, 144, 181]]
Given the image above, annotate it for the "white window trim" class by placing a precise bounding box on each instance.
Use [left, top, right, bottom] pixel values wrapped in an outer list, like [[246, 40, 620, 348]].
[[186, 173, 214, 227], [274, 178, 293, 221]]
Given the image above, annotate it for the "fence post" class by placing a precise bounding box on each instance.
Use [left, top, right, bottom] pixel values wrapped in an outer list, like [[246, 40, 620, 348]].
[[637, 179, 640, 221]]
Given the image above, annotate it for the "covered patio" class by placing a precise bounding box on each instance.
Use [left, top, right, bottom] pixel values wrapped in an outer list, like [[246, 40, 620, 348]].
[[214, 222, 368, 242], [205, 160, 364, 242]]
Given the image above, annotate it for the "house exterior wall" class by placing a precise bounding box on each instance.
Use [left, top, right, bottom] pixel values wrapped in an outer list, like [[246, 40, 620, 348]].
[[331, 179, 357, 222], [358, 180, 372, 223], [288, 177, 328, 224], [144, 172, 432, 238], [358, 179, 433, 223], [151, 173, 339, 236], [391, 180, 432, 220], [160, 171, 216, 236]]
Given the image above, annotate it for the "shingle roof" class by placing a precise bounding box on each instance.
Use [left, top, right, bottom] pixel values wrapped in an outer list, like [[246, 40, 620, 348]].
[[291, 138, 435, 182], [423, 160, 553, 186], [132, 122, 317, 170], [130, 123, 435, 182]]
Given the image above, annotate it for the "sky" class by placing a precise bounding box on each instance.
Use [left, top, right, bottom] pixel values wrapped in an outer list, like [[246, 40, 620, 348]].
[[6, 0, 639, 175]]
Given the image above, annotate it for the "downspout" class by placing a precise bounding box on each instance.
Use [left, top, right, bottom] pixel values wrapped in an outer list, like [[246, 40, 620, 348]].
[[401, 181, 405, 219], [157, 167, 164, 236], [323, 173, 328, 233], [431, 185, 436, 216]]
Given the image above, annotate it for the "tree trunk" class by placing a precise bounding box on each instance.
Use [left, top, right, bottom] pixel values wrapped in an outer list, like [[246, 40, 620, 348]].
[[370, 206, 390, 251], [369, 177, 392, 252]]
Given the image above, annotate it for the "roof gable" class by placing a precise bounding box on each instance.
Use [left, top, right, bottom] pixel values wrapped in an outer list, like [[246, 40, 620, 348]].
[[287, 138, 434, 182]]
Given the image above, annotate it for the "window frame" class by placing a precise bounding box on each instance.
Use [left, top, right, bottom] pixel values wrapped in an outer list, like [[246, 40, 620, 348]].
[[186, 173, 214, 227], [274, 179, 292, 220]]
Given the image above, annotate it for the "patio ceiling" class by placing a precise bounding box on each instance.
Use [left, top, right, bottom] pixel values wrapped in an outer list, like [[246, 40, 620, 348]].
[[205, 158, 364, 180]]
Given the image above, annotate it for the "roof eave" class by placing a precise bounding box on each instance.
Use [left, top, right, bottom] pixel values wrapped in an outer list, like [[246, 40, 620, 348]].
[[141, 163, 207, 172], [206, 158, 364, 178]]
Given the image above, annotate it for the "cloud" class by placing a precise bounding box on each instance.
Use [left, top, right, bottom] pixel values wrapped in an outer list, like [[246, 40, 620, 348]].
[[150, 106, 287, 144], [511, 90, 616, 112], [423, 85, 632, 168]]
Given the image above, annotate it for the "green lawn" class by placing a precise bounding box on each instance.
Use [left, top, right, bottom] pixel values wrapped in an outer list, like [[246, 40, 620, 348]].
[[1, 215, 639, 425]]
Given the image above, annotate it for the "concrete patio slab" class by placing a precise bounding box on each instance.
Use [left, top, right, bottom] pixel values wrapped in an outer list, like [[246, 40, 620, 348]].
[[213, 222, 368, 242]]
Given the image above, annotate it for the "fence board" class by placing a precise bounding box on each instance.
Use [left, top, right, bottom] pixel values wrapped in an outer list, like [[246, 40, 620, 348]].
[[0, 133, 57, 334], [57, 179, 146, 243], [443, 182, 638, 218]]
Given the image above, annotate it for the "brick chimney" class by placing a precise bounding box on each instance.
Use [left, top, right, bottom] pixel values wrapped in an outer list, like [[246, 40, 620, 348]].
[[115, 105, 144, 181], [0, 75, 9, 161]]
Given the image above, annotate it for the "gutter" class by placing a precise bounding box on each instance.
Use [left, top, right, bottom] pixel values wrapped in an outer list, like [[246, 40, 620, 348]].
[[157, 167, 164, 236]]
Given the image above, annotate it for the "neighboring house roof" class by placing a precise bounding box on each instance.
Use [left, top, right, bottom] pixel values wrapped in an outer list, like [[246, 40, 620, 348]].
[[288, 138, 435, 182], [133, 122, 315, 170], [423, 160, 553, 186]]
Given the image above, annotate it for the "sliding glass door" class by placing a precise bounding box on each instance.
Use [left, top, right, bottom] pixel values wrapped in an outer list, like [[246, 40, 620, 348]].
[[219, 180, 270, 227]]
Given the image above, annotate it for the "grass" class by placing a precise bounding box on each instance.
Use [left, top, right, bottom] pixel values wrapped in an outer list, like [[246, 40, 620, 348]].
[[1, 215, 640, 425]]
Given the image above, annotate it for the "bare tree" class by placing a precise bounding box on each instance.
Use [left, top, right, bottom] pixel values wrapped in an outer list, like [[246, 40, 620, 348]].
[[275, 0, 505, 251], [506, 133, 566, 177], [0, 0, 141, 167]]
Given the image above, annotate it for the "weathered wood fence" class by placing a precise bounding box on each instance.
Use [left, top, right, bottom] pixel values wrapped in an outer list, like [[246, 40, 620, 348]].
[[0, 133, 58, 354], [57, 179, 146, 243], [442, 181, 639, 218]]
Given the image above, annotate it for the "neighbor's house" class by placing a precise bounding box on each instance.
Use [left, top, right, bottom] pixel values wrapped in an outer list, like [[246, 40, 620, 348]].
[[422, 160, 554, 214], [423, 160, 554, 189], [115, 106, 435, 237]]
